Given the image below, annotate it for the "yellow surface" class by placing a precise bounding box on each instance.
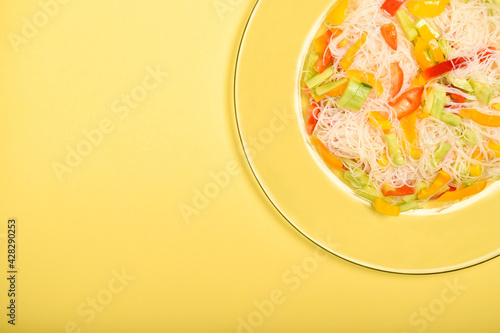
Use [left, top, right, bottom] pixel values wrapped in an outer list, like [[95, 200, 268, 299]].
[[0, 0, 499, 332]]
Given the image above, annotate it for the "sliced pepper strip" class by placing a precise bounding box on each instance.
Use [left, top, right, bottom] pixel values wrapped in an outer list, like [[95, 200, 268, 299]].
[[380, 0, 407, 17], [415, 37, 435, 70], [470, 150, 483, 177], [418, 170, 451, 200], [374, 198, 400, 216], [406, 0, 450, 18], [326, 0, 349, 25], [369, 112, 392, 132], [340, 33, 367, 71], [421, 48, 496, 81], [460, 109, 500, 127], [488, 140, 500, 158], [310, 137, 344, 170], [400, 111, 421, 159], [428, 39, 445, 63], [382, 184, 416, 197], [437, 180, 487, 202]]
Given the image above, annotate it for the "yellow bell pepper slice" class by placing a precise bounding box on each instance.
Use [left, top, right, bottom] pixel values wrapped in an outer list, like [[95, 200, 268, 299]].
[[416, 108, 430, 119], [348, 70, 384, 96], [374, 198, 400, 216], [414, 37, 435, 70], [400, 111, 422, 159], [340, 33, 367, 71], [369, 112, 392, 132], [470, 150, 483, 177], [377, 155, 390, 167], [417, 24, 436, 43], [428, 39, 445, 63], [412, 74, 426, 87], [437, 180, 487, 202], [338, 38, 349, 48], [488, 140, 500, 158], [460, 109, 500, 127], [326, 0, 349, 25], [418, 170, 451, 200], [406, 0, 450, 18], [492, 103, 500, 111]]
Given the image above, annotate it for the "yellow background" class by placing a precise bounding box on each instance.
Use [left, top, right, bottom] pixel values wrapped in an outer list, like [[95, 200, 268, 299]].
[[1, 0, 499, 332]]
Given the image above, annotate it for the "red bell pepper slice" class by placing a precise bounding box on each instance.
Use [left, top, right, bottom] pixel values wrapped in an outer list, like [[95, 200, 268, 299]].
[[314, 29, 335, 73], [421, 57, 469, 81], [306, 102, 320, 135], [449, 93, 466, 104], [381, 0, 407, 16], [422, 48, 496, 81], [389, 87, 424, 119], [389, 62, 404, 98], [381, 23, 398, 51], [382, 184, 416, 197]]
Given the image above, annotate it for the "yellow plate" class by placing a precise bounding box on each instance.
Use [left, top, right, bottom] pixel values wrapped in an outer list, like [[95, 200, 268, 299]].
[[234, 0, 500, 274]]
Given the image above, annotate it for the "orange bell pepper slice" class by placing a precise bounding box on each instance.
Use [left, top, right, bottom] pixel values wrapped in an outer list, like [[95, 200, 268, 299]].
[[400, 111, 421, 159], [437, 180, 487, 202], [418, 170, 451, 200], [460, 109, 500, 127], [310, 137, 344, 170]]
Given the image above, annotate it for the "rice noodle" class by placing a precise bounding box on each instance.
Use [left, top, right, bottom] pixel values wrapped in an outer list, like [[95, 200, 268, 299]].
[[308, 0, 500, 202]]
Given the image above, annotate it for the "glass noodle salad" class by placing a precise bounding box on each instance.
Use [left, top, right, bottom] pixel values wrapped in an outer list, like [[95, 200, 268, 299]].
[[301, 0, 500, 216]]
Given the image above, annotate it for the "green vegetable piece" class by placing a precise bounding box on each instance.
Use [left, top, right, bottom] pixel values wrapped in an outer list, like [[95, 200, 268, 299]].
[[385, 133, 405, 166], [396, 8, 418, 42], [425, 85, 446, 119], [398, 201, 419, 212], [402, 194, 417, 203], [355, 186, 380, 201], [470, 80, 494, 105], [338, 78, 373, 111], [304, 52, 320, 82], [344, 170, 369, 188], [446, 75, 473, 93], [415, 19, 441, 39], [463, 129, 479, 145], [438, 39, 449, 59], [440, 113, 462, 127], [433, 142, 452, 167], [316, 78, 349, 96], [311, 89, 324, 102], [306, 66, 335, 90]]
